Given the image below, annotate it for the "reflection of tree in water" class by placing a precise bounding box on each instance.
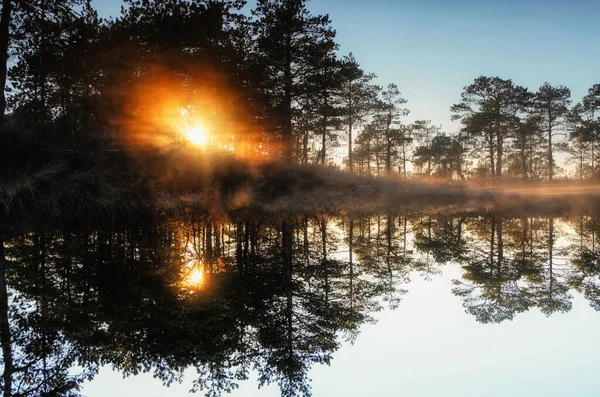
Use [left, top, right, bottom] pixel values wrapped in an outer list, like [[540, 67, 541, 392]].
[[528, 217, 573, 316], [352, 215, 410, 309], [411, 214, 468, 279], [3, 211, 600, 395], [1, 230, 95, 397], [452, 216, 536, 323], [451, 215, 590, 323], [0, 213, 385, 397], [568, 216, 600, 311]]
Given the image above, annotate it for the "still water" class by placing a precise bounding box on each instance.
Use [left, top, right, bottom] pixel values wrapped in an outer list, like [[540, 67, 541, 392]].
[[3, 211, 600, 396]]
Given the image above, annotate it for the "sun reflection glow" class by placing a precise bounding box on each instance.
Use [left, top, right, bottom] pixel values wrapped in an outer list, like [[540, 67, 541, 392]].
[[185, 125, 207, 146]]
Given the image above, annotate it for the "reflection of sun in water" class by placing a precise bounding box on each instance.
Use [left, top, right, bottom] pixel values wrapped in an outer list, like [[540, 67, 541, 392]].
[[185, 125, 207, 146], [180, 261, 205, 293]]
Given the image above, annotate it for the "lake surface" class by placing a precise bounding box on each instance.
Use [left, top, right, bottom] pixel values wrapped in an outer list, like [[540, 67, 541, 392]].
[[2, 210, 600, 396]]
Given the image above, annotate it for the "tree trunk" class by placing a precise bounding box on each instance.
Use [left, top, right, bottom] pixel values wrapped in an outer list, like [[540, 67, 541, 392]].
[[579, 140, 583, 180], [235, 223, 243, 272], [349, 217, 354, 310], [320, 82, 329, 165], [321, 218, 329, 309], [366, 140, 371, 176], [0, 235, 13, 397], [321, 122, 326, 165], [521, 218, 527, 260], [528, 134, 533, 179], [402, 142, 407, 178], [206, 221, 213, 273], [427, 156, 431, 178], [0, 0, 11, 122], [302, 130, 308, 164], [283, 29, 293, 161], [456, 150, 466, 181], [592, 142, 595, 178], [457, 215, 466, 244], [548, 217, 554, 294], [386, 138, 392, 174], [520, 135, 527, 180], [214, 223, 221, 258], [548, 113, 553, 180], [490, 217, 495, 267], [348, 88, 353, 172], [489, 129, 495, 177], [497, 218, 503, 272], [495, 120, 502, 177], [375, 138, 381, 175], [282, 220, 293, 358]]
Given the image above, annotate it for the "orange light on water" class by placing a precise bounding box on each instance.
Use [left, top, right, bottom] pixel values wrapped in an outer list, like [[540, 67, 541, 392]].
[[181, 265, 205, 291]]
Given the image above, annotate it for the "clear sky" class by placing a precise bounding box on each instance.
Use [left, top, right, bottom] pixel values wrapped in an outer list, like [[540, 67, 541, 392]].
[[91, 0, 600, 133]]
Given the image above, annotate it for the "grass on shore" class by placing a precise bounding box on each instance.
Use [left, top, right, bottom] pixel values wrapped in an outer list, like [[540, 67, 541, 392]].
[[2, 147, 600, 220]]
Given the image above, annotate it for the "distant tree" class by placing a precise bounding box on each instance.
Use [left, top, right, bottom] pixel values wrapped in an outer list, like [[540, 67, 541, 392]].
[[338, 53, 379, 172], [509, 115, 543, 179], [294, 94, 320, 164], [566, 106, 594, 180], [410, 120, 440, 177], [531, 83, 571, 180], [568, 84, 600, 178], [373, 83, 409, 175], [414, 131, 467, 180], [451, 76, 531, 177], [352, 123, 377, 175], [304, 36, 342, 165], [252, 0, 336, 161], [430, 135, 458, 179]]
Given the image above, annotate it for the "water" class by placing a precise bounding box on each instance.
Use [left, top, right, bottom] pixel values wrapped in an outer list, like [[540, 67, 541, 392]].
[[2, 210, 600, 396]]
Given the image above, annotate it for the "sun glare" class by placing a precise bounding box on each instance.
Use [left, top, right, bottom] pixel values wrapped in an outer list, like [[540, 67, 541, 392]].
[[185, 125, 207, 146], [189, 269, 204, 284]]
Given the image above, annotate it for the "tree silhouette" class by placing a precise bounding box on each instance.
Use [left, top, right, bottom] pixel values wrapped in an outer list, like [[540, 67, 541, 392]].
[[452, 216, 536, 323], [531, 83, 571, 180], [252, 0, 336, 161], [338, 54, 379, 173], [451, 76, 531, 177]]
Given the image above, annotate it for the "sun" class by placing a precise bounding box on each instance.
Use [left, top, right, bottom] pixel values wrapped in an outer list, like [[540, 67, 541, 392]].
[[185, 125, 207, 146], [189, 269, 204, 285]]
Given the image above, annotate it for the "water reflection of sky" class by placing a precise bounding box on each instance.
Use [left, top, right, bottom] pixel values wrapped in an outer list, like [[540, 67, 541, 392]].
[[84, 263, 600, 397]]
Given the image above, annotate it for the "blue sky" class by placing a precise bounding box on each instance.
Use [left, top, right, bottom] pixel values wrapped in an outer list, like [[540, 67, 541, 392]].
[[92, 0, 600, 132]]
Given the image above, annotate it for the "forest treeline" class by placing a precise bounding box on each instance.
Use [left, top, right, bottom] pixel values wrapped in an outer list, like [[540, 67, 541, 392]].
[[1, 0, 599, 182]]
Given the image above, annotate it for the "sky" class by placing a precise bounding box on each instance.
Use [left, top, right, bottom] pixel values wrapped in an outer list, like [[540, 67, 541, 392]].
[[91, 0, 600, 133]]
